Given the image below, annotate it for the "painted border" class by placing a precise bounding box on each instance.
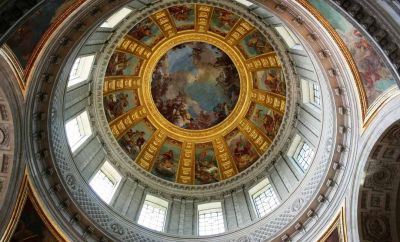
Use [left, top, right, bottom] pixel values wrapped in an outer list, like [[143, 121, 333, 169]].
[[297, 0, 366, 117], [318, 206, 348, 242], [297, 0, 400, 129]]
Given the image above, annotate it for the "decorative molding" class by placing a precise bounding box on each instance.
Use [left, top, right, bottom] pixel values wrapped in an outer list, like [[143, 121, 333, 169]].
[[21, 0, 357, 241], [1, 171, 68, 242], [331, 0, 400, 83], [317, 206, 347, 242], [297, 0, 368, 123]]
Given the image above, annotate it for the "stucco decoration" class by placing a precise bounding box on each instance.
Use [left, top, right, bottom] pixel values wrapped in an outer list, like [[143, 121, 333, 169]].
[[101, 4, 286, 185], [359, 123, 400, 242], [0, 88, 14, 208]]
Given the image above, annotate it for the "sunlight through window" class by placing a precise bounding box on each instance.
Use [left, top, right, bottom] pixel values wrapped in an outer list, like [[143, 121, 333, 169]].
[[275, 26, 303, 50], [89, 161, 122, 204], [250, 179, 280, 217], [198, 202, 225, 236], [65, 111, 92, 152], [138, 194, 168, 232], [234, 0, 253, 7], [296, 142, 314, 171], [100, 7, 132, 28], [68, 55, 95, 87]]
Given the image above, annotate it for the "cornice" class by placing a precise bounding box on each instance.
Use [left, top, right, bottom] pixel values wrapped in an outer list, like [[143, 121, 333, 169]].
[[90, 0, 299, 197], [23, 0, 355, 241]]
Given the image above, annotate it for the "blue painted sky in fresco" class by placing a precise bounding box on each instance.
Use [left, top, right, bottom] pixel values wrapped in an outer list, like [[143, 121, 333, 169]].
[[166, 44, 232, 114]]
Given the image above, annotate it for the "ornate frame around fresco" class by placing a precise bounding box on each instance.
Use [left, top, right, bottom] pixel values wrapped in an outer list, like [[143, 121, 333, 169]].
[[298, 0, 400, 128], [0, 0, 396, 241], [4, 0, 397, 122], [318, 206, 348, 242], [26, 0, 348, 240], [94, 2, 290, 187]]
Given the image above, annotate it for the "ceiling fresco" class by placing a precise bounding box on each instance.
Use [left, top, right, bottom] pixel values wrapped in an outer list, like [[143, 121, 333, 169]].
[[151, 42, 240, 130], [102, 4, 286, 185]]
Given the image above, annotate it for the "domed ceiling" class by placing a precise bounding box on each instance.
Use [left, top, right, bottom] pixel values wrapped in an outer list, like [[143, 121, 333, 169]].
[[102, 4, 286, 185]]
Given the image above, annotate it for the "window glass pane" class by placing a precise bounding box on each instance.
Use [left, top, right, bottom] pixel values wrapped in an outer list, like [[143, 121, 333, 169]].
[[252, 184, 279, 217], [198, 203, 225, 235], [275, 26, 303, 50], [89, 170, 115, 203], [138, 196, 168, 232], [89, 161, 121, 204], [100, 7, 132, 28], [65, 111, 92, 152], [296, 142, 314, 171], [70, 58, 81, 78], [234, 0, 253, 6], [65, 118, 82, 146], [68, 55, 95, 87], [312, 84, 321, 106]]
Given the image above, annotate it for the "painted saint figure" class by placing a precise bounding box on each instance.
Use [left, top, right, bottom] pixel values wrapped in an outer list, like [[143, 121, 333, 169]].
[[119, 130, 147, 159], [104, 93, 129, 121], [156, 150, 176, 177], [150, 42, 240, 130], [195, 149, 219, 184]]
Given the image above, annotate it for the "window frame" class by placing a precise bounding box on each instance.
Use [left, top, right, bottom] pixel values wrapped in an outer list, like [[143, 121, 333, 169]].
[[197, 202, 226, 236], [287, 135, 315, 172], [89, 160, 122, 204], [100, 7, 132, 29], [274, 25, 303, 50], [137, 194, 169, 232], [67, 54, 96, 88], [249, 178, 280, 218], [65, 110, 92, 153], [293, 141, 314, 172], [300, 78, 321, 109]]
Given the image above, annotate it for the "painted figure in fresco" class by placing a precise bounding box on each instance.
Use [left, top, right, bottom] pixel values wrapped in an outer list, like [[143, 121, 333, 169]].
[[214, 9, 237, 30], [129, 21, 152, 40], [255, 109, 275, 134], [103, 93, 130, 120], [156, 150, 176, 177], [233, 138, 254, 170], [351, 30, 388, 91], [120, 130, 146, 158], [106, 52, 130, 76], [195, 149, 219, 184], [213, 102, 229, 123], [151, 42, 240, 130], [254, 108, 281, 139], [245, 31, 274, 55], [263, 70, 284, 94], [168, 5, 192, 21]]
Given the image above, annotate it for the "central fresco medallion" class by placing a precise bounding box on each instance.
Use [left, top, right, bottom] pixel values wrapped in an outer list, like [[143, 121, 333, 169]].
[[151, 42, 240, 130], [102, 4, 287, 185]]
